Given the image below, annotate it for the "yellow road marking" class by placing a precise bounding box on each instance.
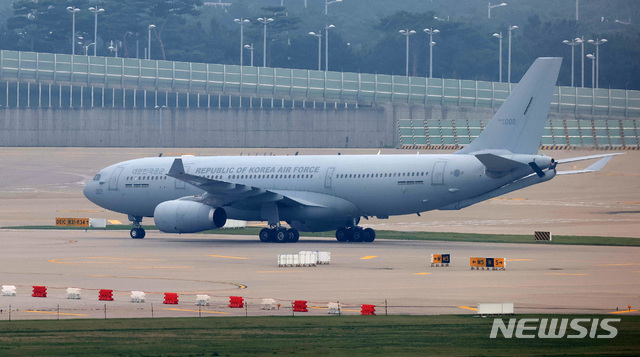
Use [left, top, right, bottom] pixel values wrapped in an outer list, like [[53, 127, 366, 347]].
[[458, 306, 478, 311], [164, 308, 228, 315], [108, 220, 122, 224], [208, 255, 250, 260], [128, 266, 192, 269], [50, 257, 164, 265], [611, 309, 639, 314], [598, 263, 640, 266], [26, 310, 87, 316], [360, 256, 378, 260], [506, 259, 534, 262], [258, 271, 305, 273], [413, 272, 431, 275], [620, 201, 640, 204], [547, 273, 588, 276]]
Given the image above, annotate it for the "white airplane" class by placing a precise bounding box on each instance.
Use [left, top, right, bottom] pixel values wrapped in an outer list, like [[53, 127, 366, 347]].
[[84, 57, 620, 243]]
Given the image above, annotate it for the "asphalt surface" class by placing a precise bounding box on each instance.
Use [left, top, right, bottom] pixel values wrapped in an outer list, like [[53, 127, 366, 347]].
[[0, 148, 638, 320]]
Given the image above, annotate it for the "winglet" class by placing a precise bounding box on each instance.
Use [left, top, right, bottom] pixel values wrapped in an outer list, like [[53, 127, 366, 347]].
[[168, 158, 185, 176]]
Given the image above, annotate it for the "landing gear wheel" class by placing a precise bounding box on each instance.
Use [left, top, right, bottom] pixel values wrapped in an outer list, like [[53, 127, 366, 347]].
[[350, 228, 363, 242], [363, 228, 375, 242], [287, 228, 300, 243], [274, 228, 288, 243], [259, 228, 272, 242], [130, 228, 145, 239], [336, 227, 349, 242]]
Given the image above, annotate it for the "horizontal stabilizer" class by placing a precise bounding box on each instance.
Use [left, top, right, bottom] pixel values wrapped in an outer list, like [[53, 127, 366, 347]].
[[475, 153, 528, 172], [556, 155, 617, 175]]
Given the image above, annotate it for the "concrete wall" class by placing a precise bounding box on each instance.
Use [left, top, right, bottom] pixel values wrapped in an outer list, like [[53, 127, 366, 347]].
[[0, 105, 395, 148], [0, 103, 632, 148]]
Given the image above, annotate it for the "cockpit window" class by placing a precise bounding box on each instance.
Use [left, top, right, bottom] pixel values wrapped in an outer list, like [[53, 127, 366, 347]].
[[93, 174, 101, 181]]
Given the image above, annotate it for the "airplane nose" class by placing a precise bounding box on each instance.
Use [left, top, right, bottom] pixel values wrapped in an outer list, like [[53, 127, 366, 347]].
[[83, 181, 94, 201]]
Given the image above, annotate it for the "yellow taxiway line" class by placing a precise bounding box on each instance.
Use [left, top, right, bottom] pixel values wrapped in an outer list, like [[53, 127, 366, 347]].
[[413, 272, 431, 275], [457, 306, 478, 312], [610, 309, 639, 314], [164, 308, 228, 315], [360, 256, 378, 260], [26, 310, 87, 316], [208, 255, 250, 260]]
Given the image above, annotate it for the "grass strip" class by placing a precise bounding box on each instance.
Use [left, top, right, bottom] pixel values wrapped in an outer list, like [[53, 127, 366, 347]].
[[0, 315, 638, 356], [4, 225, 639, 246]]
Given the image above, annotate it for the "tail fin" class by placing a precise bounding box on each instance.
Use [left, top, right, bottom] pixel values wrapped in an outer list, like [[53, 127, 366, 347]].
[[457, 57, 562, 155]]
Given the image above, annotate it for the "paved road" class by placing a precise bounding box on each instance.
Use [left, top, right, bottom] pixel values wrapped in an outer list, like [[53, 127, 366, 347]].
[[0, 229, 638, 320]]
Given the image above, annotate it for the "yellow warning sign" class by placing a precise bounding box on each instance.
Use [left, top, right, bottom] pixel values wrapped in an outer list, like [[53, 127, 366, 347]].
[[56, 218, 89, 227], [432, 254, 442, 264], [470, 257, 486, 267], [494, 258, 505, 268]]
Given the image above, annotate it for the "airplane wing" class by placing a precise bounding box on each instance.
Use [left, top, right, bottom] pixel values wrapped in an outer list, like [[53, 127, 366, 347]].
[[555, 153, 623, 175], [166, 158, 325, 208]]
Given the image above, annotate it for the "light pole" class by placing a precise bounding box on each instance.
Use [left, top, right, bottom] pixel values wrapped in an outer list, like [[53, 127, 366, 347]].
[[588, 38, 607, 89], [575, 0, 579, 21], [325, 24, 335, 72], [108, 40, 118, 58], [148, 24, 156, 59], [257, 17, 274, 67], [423, 28, 439, 78], [399, 29, 416, 77], [244, 44, 254, 67], [66, 6, 81, 56], [492, 32, 503, 82], [488, 2, 507, 19], [88, 7, 105, 56], [579, 36, 585, 87], [586, 53, 595, 88], [308, 31, 322, 71], [507, 25, 518, 83], [563, 38, 581, 87], [325, 0, 342, 15], [234, 18, 250, 66]]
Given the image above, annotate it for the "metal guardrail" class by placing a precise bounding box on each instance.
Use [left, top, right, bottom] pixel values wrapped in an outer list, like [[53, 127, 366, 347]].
[[1, 50, 639, 117]]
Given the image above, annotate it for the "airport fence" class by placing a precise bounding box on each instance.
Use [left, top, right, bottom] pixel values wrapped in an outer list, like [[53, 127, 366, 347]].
[[1, 50, 639, 117]]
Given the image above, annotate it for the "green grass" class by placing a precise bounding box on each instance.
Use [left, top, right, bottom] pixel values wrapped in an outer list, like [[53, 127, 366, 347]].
[[4, 225, 639, 246], [0, 315, 638, 356]]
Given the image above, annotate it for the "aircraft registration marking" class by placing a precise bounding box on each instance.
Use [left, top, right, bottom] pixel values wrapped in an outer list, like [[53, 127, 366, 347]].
[[360, 256, 378, 260], [208, 255, 249, 260]]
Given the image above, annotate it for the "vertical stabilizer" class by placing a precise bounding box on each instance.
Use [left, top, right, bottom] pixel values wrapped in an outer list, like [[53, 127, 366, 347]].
[[457, 57, 562, 155]]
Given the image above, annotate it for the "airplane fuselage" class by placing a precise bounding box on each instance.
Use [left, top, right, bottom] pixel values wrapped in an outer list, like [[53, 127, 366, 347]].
[[84, 153, 516, 229]]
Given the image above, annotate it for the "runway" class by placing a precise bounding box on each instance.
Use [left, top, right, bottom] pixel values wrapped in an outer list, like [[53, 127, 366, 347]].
[[0, 147, 638, 320], [0, 229, 638, 320]]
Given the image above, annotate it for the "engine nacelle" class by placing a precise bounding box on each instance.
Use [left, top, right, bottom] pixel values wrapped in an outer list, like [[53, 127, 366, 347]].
[[154, 200, 226, 233]]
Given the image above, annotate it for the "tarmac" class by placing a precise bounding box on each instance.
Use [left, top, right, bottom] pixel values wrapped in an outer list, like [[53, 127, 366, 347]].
[[0, 147, 638, 320]]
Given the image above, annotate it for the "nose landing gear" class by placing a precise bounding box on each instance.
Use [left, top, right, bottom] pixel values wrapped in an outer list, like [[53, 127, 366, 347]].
[[128, 215, 145, 239]]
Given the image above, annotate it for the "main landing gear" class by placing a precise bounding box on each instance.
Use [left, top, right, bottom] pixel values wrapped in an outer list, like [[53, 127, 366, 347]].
[[335, 227, 375, 243], [128, 215, 146, 239], [259, 225, 300, 243]]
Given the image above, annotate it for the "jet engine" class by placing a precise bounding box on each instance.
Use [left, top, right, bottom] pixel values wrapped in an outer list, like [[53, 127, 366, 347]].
[[154, 200, 226, 233]]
